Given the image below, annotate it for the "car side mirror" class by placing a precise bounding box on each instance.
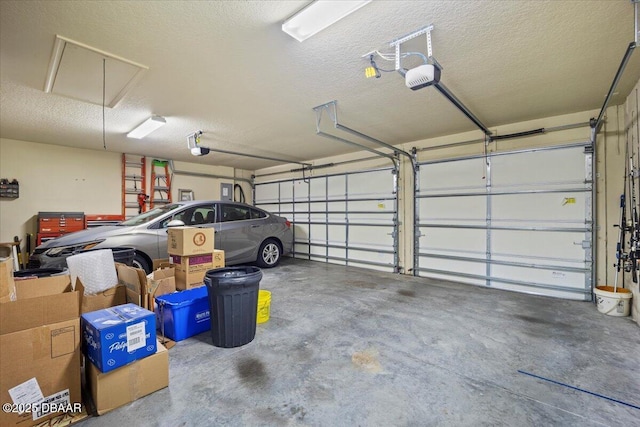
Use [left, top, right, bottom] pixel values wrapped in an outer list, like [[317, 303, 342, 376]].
[[166, 219, 185, 228]]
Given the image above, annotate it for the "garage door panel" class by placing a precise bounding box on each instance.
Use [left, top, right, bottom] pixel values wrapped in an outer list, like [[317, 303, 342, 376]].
[[309, 224, 326, 241], [327, 176, 346, 197], [327, 201, 346, 212], [254, 183, 279, 203], [489, 281, 585, 300], [490, 264, 585, 290], [293, 223, 309, 239], [492, 192, 586, 224], [419, 256, 486, 277], [419, 196, 486, 224], [419, 158, 486, 191], [293, 212, 310, 222], [348, 199, 394, 212], [349, 170, 394, 196], [328, 247, 346, 259], [349, 225, 394, 247], [420, 228, 487, 254], [279, 184, 293, 201], [419, 270, 486, 287], [348, 213, 394, 225], [491, 229, 585, 260], [292, 179, 309, 199], [328, 225, 346, 243], [491, 147, 586, 186], [309, 178, 326, 199], [309, 244, 327, 257], [348, 248, 394, 265]]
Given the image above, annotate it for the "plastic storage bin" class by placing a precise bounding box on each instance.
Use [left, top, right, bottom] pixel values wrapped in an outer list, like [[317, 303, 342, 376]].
[[155, 286, 211, 341], [205, 266, 262, 348]]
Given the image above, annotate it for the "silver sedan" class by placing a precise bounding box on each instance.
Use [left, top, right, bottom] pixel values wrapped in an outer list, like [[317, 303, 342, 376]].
[[29, 201, 293, 273]]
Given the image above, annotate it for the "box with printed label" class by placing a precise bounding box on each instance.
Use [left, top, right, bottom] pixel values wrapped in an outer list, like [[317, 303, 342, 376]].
[[167, 226, 214, 256], [170, 249, 224, 290], [155, 286, 211, 341], [170, 253, 212, 290], [81, 304, 156, 373]]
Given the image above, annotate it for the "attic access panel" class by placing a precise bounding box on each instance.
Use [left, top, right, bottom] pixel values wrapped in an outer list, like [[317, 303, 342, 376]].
[[44, 35, 147, 108]]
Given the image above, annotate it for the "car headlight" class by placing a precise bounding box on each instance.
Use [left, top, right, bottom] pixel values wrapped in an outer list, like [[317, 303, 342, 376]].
[[44, 241, 103, 257]]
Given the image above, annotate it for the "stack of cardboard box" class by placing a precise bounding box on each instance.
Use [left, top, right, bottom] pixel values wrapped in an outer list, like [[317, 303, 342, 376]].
[[77, 258, 174, 415], [82, 304, 169, 415], [167, 226, 224, 289], [1, 254, 175, 424], [0, 258, 82, 426]]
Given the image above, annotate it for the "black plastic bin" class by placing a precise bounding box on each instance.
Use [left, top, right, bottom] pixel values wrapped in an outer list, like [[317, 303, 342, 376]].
[[204, 266, 263, 348], [72, 246, 136, 266]]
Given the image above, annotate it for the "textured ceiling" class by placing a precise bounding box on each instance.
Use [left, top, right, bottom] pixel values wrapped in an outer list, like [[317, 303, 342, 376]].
[[1, 1, 639, 171]]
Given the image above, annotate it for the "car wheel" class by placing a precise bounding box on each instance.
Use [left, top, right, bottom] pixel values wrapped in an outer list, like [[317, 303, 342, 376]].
[[256, 239, 281, 268], [132, 253, 151, 274]]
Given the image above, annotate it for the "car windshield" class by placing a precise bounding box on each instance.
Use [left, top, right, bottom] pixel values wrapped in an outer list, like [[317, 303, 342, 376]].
[[119, 204, 183, 226]]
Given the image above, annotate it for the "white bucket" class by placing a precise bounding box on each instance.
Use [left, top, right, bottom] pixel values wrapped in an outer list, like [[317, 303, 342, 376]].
[[593, 286, 632, 317]]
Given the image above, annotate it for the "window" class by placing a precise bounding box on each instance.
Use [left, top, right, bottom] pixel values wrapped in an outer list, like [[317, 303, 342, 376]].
[[221, 205, 251, 222], [159, 205, 216, 228], [250, 208, 267, 219]]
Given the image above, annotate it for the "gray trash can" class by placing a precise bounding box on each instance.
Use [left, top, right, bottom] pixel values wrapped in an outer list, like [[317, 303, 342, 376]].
[[204, 266, 262, 348]]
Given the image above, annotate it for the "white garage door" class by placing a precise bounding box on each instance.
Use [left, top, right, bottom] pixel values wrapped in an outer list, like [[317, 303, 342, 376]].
[[416, 142, 593, 300], [254, 167, 398, 272]]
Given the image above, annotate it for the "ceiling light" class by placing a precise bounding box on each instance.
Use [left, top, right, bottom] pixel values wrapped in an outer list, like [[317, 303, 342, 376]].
[[127, 116, 166, 139], [282, 0, 371, 42]]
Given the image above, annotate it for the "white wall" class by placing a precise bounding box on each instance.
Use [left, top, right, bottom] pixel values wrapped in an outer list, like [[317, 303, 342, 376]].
[[0, 138, 253, 248], [0, 138, 121, 245]]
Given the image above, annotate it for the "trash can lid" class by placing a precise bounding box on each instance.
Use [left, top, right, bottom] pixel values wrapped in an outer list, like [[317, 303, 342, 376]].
[[206, 266, 262, 278]]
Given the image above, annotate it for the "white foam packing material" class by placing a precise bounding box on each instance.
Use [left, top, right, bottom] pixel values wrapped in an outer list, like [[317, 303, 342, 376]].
[[67, 249, 118, 295]]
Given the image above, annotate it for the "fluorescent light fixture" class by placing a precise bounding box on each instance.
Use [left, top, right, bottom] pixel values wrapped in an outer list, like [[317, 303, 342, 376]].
[[282, 0, 372, 42], [127, 115, 166, 139]]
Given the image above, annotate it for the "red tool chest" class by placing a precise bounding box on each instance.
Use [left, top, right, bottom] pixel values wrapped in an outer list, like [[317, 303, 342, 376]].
[[37, 212, 86, 245]]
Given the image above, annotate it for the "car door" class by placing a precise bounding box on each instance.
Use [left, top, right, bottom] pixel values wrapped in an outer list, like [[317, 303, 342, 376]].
[[217, 203, 265, 263]]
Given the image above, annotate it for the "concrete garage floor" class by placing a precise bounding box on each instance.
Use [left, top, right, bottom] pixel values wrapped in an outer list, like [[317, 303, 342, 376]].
[[80, 258, 640, 426]]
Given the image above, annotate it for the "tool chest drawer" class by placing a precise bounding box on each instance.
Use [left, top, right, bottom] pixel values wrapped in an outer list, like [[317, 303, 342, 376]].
[[37, 212, 86, 233]]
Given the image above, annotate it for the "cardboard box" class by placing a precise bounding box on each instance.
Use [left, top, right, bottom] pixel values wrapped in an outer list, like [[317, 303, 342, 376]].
[[116, 263, 176, 311], [86, 339, 169, 415], [212, 249, 225, 267], [155, 286, 211, 341], [1, 274, 82, 426], [0, 257, 16, 303], [167, 226, 214, 256], [152, 259, 170, 270], [81, 283, 127, 314], [81, 304, 157, 373], [1, 275, 78, 335], [170, 250, 224, 290], [117, 264, 149, 308], [147, 264, 176, 310], [1, 318, 82, 426]]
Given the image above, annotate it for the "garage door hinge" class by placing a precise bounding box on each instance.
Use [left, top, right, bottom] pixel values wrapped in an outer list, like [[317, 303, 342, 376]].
[[573, 240, 591, 249]]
